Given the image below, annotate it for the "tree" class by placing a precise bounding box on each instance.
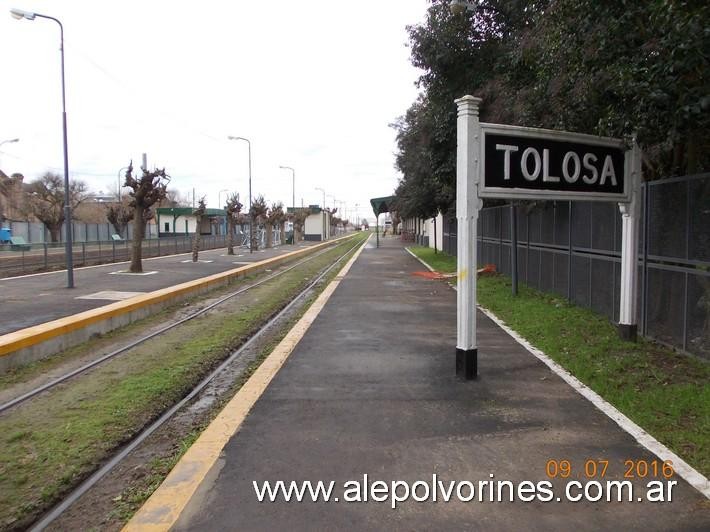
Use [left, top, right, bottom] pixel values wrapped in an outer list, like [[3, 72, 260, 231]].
[[290, 208, 310, 244], [224, 193, 243, 255], [124, 161, 170, 273], [24, 172, 88, 242], [249, 195, 268, 250], [105, 197, 134, 237], [191, 197, 206, 262], [265, 202, 285, 248], [393, 0, 710, 225]]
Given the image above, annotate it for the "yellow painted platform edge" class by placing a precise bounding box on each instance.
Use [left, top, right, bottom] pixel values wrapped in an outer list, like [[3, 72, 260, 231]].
[[123, 234, 370, 532], [0, 236, 353, 357]]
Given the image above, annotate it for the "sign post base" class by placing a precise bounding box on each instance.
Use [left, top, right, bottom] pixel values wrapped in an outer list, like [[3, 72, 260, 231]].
[[618, 324, 638, 342], [456, 348, 478, 380]]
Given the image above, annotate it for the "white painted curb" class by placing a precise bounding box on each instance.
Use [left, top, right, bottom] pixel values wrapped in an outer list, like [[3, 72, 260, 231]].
[[407, 248, 710, 499]]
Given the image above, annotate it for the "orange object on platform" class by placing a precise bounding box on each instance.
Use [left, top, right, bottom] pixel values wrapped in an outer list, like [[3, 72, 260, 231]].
[[478, 264, 497, 275], [411, 264, 496, 281], [412, 271, 449, 279]]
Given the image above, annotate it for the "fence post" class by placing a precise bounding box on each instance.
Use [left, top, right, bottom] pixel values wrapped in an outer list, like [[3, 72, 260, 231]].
[[683, 177, 691, 352], [44, 243, 48, 269], [511, 203, 518, 296], [433, 216, 437, 254], [454, 94, 482, 380], [567, 201, 572, 303], [82, 242, 86, 266], [641, 184, 649, 336], [526, 211, 530, 285], [617, 139, 642, 341]]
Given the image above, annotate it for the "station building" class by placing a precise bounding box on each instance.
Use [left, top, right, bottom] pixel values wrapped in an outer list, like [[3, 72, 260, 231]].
[[156, 207, 227, 237], [288, 206, 331, 241]]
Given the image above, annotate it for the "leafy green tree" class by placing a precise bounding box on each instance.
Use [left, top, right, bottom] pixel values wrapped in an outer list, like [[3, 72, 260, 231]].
[[393, 0, 710, 218]]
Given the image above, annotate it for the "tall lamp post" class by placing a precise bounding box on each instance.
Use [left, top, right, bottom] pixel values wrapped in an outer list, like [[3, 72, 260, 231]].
[[117, 166, 130, 202], [11, 8, 74, 288], [0, 138, 19, 167], [227, 136, 253, 252], [278, 165, 295, 211], [217, 189, 229, 209], [218, 189, 228, 236], [315, 187, 326, 241]]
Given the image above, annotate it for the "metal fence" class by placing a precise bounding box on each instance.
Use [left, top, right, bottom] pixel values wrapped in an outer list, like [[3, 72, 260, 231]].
[[441, 173, 710, 360], [4, 220, 159, 243], [0, 231, 272, 278]]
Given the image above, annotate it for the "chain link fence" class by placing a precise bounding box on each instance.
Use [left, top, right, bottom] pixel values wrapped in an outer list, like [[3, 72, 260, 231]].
[[441, 173, 710, 360]]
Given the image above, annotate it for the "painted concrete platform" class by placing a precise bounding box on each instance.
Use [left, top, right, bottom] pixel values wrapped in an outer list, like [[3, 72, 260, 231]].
[[0, 243, 316, 336], [146, 237, 709, 530]]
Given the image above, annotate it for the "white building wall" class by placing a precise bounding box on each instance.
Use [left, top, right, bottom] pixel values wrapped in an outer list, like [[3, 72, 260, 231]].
[[426, 213, 443, 250], [304, 214, 322, 237], [304, 211, 331, 240], [176, 215, 197, 234]]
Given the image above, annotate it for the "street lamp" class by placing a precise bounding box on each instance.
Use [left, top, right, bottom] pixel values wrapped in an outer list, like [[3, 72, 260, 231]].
[[11, 8, 74, 288], [217, 189, 229, 209], [327, 194, 337, 211], [278, 165, 295, 211], [217, 189, 229, 238], [315, 187, 326, 240], [227, 136, 253, 252], [117, 166, 130, 202], [0, 138, 19, 148], [0, 138, 19, 167]]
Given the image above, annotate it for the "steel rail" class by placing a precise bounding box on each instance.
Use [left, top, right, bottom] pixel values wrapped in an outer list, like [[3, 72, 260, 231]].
[[29, 236, 365, 531], [0, 240, 348, 414]]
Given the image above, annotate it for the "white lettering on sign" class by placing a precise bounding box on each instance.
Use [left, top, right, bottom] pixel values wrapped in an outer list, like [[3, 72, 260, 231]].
[[600, 156, 617, 186], [522, 147, 541, 181], [497, 146, 619, 187], [583, 153, 598, 184], [563, 152, 581, 183], [495, 144, 519, 180], [543, 149, 560, 183]]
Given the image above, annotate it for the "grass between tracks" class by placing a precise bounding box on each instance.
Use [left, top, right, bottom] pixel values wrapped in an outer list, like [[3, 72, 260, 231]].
[[0, 234, 365, 530], [407, 245, 710, 477]]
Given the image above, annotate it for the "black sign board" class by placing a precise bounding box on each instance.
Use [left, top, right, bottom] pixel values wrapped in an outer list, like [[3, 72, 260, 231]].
[[479, 125, 629, 202]]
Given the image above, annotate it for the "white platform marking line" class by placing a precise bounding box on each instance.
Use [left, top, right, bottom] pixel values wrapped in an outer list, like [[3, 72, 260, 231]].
[[478, 305, 710, 499], [409, 248, 709, 499], [108, 270, 158, 276], [76, 291, 146, 301]]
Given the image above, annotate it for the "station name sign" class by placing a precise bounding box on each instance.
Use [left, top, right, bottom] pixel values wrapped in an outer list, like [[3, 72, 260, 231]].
[[479, 124, 630, 202]]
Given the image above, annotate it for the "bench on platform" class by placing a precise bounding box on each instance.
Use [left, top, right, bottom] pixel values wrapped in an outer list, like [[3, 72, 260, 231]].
[[10, 236, 30, 251]]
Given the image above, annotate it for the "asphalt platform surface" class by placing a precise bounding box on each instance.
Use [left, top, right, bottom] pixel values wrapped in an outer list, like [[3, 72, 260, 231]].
[[0, 242, 319, 335], [172, 237, 710, 531]]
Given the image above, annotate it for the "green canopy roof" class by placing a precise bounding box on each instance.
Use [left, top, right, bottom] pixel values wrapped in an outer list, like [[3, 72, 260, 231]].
[[370, 196, 395, 216]]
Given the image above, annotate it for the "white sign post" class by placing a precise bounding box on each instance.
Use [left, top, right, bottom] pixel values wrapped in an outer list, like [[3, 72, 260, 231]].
[[618, 140, 642, 341], [455, 94, 641, 380], [455, 95, 483, 380]]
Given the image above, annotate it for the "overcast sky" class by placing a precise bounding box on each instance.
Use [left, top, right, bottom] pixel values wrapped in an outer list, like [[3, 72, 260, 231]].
[[1, 0, 428, 222]]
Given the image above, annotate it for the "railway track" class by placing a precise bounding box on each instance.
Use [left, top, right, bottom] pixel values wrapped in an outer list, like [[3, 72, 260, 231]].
[[0, 239, 347, 414], [21, 235, 366, 531]]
